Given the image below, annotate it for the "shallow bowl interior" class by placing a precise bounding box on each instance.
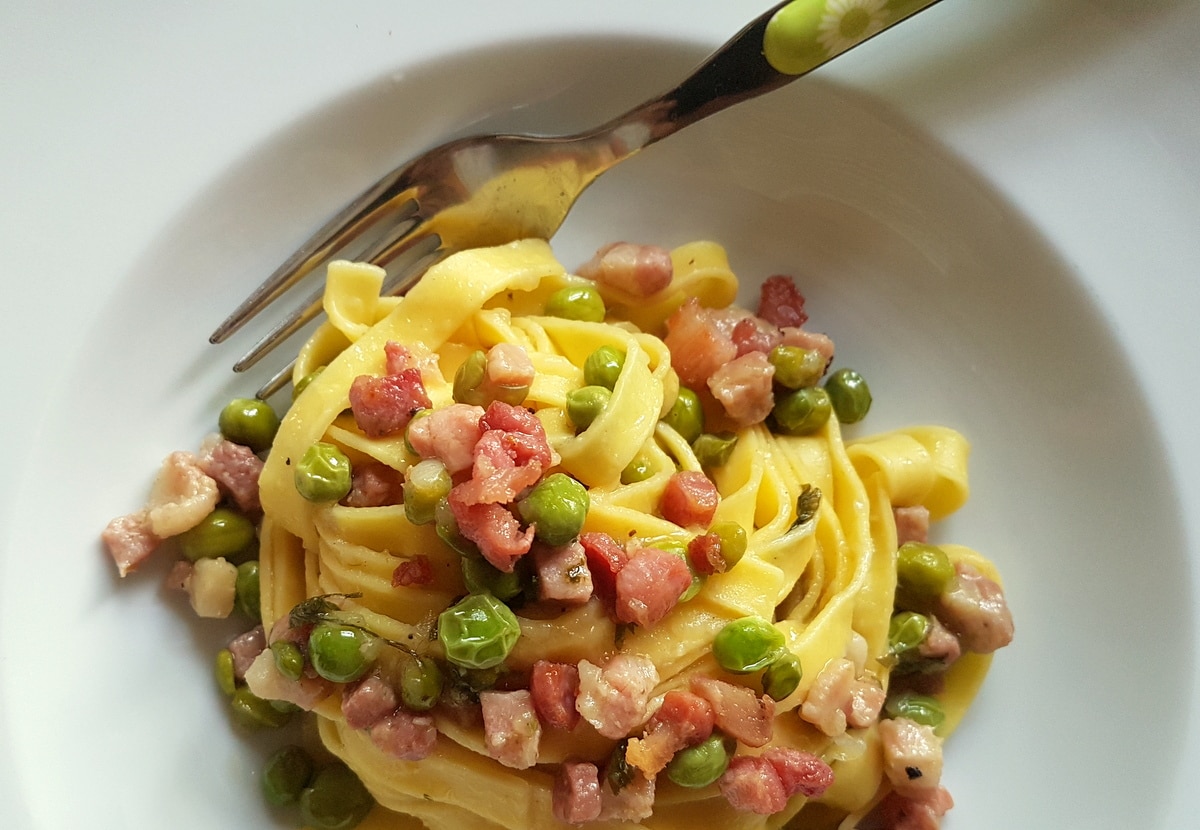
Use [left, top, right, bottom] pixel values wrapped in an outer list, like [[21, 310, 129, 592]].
[[2, 34, 1189, 829]]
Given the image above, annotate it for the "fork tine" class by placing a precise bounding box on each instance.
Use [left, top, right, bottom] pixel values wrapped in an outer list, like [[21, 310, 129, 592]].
[[251, 235, 447, 400], [232, 283, 325, 372], [256, 357, 297, 401], [232, 217, 442, 373], [210, 187, 419, 344]]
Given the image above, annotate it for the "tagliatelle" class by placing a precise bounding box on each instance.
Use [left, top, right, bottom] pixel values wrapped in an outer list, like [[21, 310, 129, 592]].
[[253, 239, 1005, 830]]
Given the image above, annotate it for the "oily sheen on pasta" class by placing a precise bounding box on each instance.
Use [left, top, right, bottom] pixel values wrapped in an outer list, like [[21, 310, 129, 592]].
[[252, 239, 1007, 830]]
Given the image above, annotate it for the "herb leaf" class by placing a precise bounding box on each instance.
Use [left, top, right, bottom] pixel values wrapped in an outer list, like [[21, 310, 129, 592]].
[[793, 485, 821, 528]]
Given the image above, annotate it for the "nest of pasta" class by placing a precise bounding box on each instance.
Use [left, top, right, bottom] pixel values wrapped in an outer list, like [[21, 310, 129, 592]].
[[242, 239, 1011, 830]]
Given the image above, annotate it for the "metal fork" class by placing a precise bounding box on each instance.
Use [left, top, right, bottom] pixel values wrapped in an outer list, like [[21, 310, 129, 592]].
[[212, 0, 943, 397]]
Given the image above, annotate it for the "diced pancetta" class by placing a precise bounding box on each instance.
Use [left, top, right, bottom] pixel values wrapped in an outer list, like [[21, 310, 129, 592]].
[[370, 708, 438, 761], [349, 369, 432, 438], [614, 548, 693, 628], [780, 327, 835, 370], [243, 650, 334, 711], [343, 461, 406, 508], [448, 492, 535, 572], [553, 761, 603, 825], [757, 275, 808, 329], [342, 671, 400, 730], [102, 512, 160, 577], [163, 558, 193, 591], [391, 555, 434, 588], [936, 562, 1014, 654], [625, 689, 715, 775], [707, 351, 776, 426], [917, 616, 962, 669], [893, 506, 930, 546], [664, 298, 738, 388], [660, 471, 719, 527], [485, 343, 535, 395], [730, 314, 784, 357], [145, 451, 220, 538], [200, 437, 264, 514], [480, 690, 542, 769], [530, 660, 581, 731], [384, 341, 416, 374], [690, 676, 775, 748], [576, 654, 660, 739], [800, 657, 885, 735], [879, 717, 943, 798], [598, 770, 656, 822], [578, 242, 674, 298], [228, 626, 266, 680], [761, 747, 835, 799], [877, 785, 954, 830], [533, 541, 594, 606], [686, 531, 725, 576], [454, 429, 545, 506], [719, 755, 788, 815], [405, 403, 486, 475], [579, 531, 629, 607]]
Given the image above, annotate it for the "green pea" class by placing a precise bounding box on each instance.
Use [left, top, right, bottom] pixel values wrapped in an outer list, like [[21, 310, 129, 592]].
[[308, 622, 375, 684], [235, 560, 261, 622], [663, 387, 704, 443], [884, 692, 947, 733], [713, 616, 786, 674], [453, 349, 488, 406], [214, 649, 236, 696], [566, 385, 612, 431], [271, 640, 305, 682], [298, 762, 375, 830], [888, 611, 931, 657], [762, 651, 803, 701], [772, 387, 832, 435], [229, 687, 293, 730], [583, 345, 625, 389], [434, 497, 480, 557], [621, 455, 654, 484], [692, 432, 737, 468], [665, 733, 731, 788], [404, 459, 452, 526], [896, 542, 955, 604], [177, 507, 256, 562], [219, 397, 280, 453], [292, 368, 324, 402], [710, 521, 748, 569], [400, 656, 444, 712], [462, 555, 525, 602], [295, 442, 353, 503], [517, 473, 589, 546], [262, 745, 315, 807], [769, 346, 827, 390], [824, 367, 872, 424], [437, 593, 521, 670], [545, 284, 606, 322]]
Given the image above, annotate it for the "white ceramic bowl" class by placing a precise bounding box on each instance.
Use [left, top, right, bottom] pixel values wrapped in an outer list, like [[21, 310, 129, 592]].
[[3, 2, 1197, 828]]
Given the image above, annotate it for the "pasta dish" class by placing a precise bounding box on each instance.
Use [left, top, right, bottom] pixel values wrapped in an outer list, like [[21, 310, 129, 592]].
[[104, 238, 1013, 830]]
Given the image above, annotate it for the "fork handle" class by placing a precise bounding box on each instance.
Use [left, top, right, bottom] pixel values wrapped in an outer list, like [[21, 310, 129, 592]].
[[611, 0, 943, 145]]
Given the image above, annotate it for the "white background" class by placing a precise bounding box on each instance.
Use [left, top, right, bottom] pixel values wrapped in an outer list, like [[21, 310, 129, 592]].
[[2, 1, 1197, 828]]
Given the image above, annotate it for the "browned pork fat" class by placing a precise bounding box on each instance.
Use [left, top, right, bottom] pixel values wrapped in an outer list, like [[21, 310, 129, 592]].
[[578, 242, 674, 298], [936, 561, 1014, 654]]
